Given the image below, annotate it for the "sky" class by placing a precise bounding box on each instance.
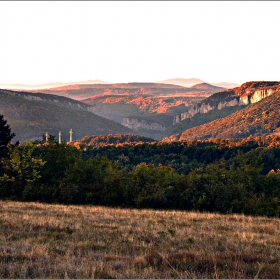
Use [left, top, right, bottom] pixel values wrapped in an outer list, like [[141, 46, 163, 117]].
[[0, 1, 280, 86]]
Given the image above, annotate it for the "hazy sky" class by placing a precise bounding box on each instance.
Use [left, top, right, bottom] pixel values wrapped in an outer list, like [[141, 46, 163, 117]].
[[1, 1, 280, 85]]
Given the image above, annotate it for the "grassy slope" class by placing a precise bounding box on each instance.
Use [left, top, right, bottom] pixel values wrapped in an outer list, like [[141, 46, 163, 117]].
[[0, 91, 132, 142], [179, 91, 280, 140], [1, 200, 280, 278]]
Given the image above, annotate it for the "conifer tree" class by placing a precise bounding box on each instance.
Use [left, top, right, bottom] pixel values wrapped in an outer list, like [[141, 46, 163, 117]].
[[0, 114, 15, 159]]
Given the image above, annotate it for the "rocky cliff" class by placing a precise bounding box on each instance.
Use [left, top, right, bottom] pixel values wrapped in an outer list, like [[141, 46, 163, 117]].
[[122, 117, 166, 132], [173, 82, 280, 125], [239, 88, 277, 105], [173, 95, 244, 124]]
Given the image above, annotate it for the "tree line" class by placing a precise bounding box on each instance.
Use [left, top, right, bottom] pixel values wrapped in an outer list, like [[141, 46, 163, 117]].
[[1, 114, 280, 217]]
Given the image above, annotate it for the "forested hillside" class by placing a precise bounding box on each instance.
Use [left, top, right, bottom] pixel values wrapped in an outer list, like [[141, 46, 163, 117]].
[[168, 91, 280, 141], [0, 89, 132, 141], [171, 82, 280, 134], [180, 91, 280, 140], [82, 136, 280, 175], [162, 105, 246, 138]]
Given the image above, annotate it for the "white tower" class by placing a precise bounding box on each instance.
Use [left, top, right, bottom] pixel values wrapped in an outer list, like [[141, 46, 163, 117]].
[[45, 132, 49, 143], [69, 129, 73, 142], [58, 131, 62, 144]]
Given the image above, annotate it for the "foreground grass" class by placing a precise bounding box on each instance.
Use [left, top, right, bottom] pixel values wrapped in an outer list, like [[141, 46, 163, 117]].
[[0, 201, 280, 278]]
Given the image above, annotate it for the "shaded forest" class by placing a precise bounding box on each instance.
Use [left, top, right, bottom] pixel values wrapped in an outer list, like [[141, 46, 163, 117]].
[[1, 118, 280, 217]]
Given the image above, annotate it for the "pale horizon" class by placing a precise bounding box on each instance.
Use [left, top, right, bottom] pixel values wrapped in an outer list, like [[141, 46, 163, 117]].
[[0, 2, 279, 86], [0, 78, 241, 91]]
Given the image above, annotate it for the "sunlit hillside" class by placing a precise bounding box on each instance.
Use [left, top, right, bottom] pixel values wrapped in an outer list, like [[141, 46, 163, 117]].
[[178, 91, 280, 140]]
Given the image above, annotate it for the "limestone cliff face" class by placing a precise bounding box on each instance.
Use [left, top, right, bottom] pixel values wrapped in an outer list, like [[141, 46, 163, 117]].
[[239, 88, 276, 105], [173, 82, 280, 125], [217, 98, 241, 109], [174, 103, 214, 123], [122, 117, 166, 131], [173, 99, 242, 124]]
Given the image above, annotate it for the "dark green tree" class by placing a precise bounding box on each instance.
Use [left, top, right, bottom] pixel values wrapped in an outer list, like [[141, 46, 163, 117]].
[[0, 114, 15, 159], [33, 140, 82, 202], [0, 141, 46, 200], [131, 163, 181, 209], [0, 114, 15, 176], [60, 156, 123, 205]]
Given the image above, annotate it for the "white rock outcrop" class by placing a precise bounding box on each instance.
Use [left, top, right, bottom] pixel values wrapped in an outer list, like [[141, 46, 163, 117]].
[[122, 117, 166, 131]]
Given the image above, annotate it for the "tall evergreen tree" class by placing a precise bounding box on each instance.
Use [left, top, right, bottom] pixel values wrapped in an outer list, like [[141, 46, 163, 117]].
[[0, 114, 15, 159]]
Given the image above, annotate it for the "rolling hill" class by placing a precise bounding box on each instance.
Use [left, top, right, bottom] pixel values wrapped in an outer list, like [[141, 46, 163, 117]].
[[0, 89, 132, 142], [166, 90, 280, 141]]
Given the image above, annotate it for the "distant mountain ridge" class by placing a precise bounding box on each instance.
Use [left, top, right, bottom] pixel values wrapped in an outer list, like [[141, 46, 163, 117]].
[[158, 78, 206, 88], [0, 78, 239, 91], [158, 78, 240, 89], [190, 83, 225, 91], [211, 81, 241, 89], [0, 80, 110, 90], [30, 82, 225, 101], [30, 82, 197, 101]]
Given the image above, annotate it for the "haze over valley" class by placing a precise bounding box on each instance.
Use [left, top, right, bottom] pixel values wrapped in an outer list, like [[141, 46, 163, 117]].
[[0, 79, 229, 141], [1, 79, 279, 142]]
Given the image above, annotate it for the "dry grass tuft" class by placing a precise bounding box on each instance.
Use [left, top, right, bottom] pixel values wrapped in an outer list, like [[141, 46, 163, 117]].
[[0, 200, 280, 278]]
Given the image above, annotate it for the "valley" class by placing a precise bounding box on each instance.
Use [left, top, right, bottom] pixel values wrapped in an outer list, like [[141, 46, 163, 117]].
[[0, 80, 280, 142], [27, 82, 226, 139]]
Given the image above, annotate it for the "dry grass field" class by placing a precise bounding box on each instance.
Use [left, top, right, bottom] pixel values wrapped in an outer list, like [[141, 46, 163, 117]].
[[0, 200, 280, 278]]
